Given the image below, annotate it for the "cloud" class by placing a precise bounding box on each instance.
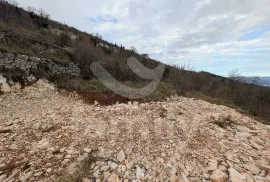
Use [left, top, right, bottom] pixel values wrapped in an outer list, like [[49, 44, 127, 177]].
[[17, 0, 270, 76]]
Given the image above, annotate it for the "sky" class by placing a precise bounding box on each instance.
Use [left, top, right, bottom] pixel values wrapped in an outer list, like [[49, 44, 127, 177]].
[[16, 0, 270, 76]]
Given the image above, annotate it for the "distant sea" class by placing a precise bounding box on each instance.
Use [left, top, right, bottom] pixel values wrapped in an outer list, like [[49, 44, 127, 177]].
[[245, 77, 270, 87]]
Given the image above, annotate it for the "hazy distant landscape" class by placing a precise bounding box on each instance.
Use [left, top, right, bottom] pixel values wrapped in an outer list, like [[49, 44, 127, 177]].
[[259, 77, 270, 87], [245, 77, 270, 87]]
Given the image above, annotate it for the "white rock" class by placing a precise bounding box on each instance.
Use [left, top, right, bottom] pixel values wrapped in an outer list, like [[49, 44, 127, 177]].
[[5, 121, 13, 126], [180, 172, 189, 182], [83, 148, 92, 153], [243, 163, 261, 175], [206, 160, 218, 171], [0, 174, 7, 181], [76, 153, 89, 163], [242, 173, 255, 182], [228, 168, 246, 182], [33, 172, 43, 177], [103, 171, 111, 180], [254, 176, 267, 182], [203, 172, 210, 179], [249, 140, 262, 150], [10, 143, 18, 150], [67, 163, 78, 175], [19, 171, 33, 181], [46, 168, 52, 173], [82, 178, 92, 182], [1, 83, 10, 92], [93, 169, 100, 178], [37, 139, 50, 149], [121, 165, 126, 172], [29, 56, 41, 62], [109, 162, 118, 171], [65, 155, 72, 159], [170, 174, 180, 182], [210, 169, 228, 182], [107, 174, 119, 182], [171, 166, 177, 175], [236, 132, 251, 140], [219, 165, 227, 172], [136, 166, 145, 179], [117, 150, 126, 162], [100, 165, 110, 172], [255, 164, 270, 172], [125, 160, 134, 170]]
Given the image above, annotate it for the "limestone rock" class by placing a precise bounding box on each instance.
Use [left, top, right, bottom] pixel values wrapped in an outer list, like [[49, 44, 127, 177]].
[[100, 165, 110, 172], [107, 174, 119, 182], [109, 162, 118, 171], [117, 150, 126, 163], [170, 174, 180, 182], [1, 83, 10, 92], [206, 160, 218, 171], [243, 163, 261, 175], [82, 178, 92, 182], [210, 169, 228, 182], [0, 174, 7, 181], [255, 164, 270, 172], [10, 143, 18, 150], [136, 166, 145, 180], [83, 148, 92, 153], [67, 163, 79, 175], [228, 168, 246, 182]]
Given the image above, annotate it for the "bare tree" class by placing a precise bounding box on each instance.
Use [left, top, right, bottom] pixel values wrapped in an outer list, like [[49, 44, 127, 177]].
[[96, 33, 102, 40], [6, 0, 18, 6], [38, 8, 50, 19], [228, 69, 246, 83], [131, 46, 137, 53], [27, 6, 36, 15]]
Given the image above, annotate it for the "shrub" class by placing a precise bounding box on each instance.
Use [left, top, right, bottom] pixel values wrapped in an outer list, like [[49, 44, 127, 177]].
[[212, 115, 236, 129]]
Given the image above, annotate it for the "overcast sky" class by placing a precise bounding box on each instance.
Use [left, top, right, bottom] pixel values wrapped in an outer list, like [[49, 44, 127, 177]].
[[17, 0, 270, 76]]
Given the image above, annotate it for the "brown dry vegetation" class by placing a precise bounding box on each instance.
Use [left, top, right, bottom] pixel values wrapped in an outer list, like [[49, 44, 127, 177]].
[[0, 0, 270, 123]]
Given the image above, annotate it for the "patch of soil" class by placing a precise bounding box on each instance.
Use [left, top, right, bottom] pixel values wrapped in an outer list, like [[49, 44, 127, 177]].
[[60, 89, 149, 106]]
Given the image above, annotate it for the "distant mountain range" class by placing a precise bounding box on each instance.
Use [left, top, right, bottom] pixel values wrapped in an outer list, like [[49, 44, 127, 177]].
[[245, 77, 270, 87], [259, 77, 270, 87]]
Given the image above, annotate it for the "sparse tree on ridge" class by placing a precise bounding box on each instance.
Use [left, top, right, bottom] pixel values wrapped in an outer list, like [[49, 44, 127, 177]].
[[6, 0, 18, 6], [228, 69, 246, 83], [131, 46, 137, 53]]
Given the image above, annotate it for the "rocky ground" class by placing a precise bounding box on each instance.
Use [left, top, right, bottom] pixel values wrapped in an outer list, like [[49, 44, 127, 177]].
[[0, 80, 270, 182]]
